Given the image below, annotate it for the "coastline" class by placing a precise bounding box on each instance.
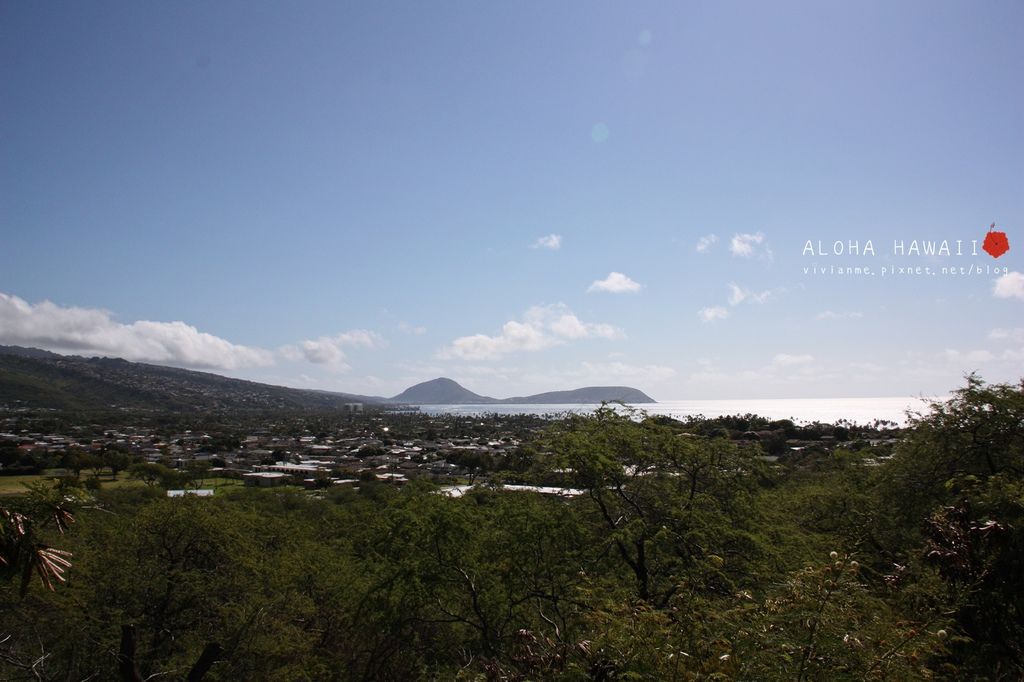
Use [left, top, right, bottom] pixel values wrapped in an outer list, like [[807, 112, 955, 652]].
[[416, 396, 934, 425]]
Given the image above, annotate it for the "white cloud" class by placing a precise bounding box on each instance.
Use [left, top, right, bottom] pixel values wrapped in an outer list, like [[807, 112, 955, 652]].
[[772, 353, 814, 367], [579, 361, 676, 384], [0, 293, 274, 370], [333, 330, 381, 348], [281, 330, 383, 369], [440, 304, 621, 360], [688, 354, 821, 393], [729, 232, 770, 258], [727, 282, 772, 306], [459, 364, 519, 378], [518, 361, 674, 390], [990, 327, 1024, 343], [1000, 347, 1024, 362], [696, 234, 718, 253], [398, 321, 427, 335], [940, 348, 995, 364], [848, 361, 884, 373], [547, 312, 618, 340], [513, 361, 675, 395], [531, 234, 562, 250], [587, 272, 642, 294], [817, 311, 864, 320], [993, 271, 1024, 300], [698, 306, 729, 322]]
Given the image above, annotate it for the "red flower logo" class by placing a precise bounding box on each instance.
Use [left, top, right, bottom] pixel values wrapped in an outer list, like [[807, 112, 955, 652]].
[[983, 223, 1010, 258]]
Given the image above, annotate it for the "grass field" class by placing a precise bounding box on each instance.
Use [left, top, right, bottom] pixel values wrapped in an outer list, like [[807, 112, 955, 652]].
[[0, 474, 54, 494], [0, 474, 246, 495]]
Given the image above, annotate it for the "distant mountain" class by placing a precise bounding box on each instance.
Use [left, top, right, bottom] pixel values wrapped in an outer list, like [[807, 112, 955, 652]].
[[0, 347, 656, 411], [0, 346, 378, 412], [389, 378, 497, 404], [0, 345, 63, 360], [387, 377, 655, 405], [499, 386, 655, 404]]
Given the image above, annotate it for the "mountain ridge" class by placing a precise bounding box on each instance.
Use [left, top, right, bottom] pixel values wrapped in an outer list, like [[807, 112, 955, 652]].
[[387, 377, 655, 405], [0, 347, 656, 410], [0, 346, 377, 412], [388, 377, 496, 404]]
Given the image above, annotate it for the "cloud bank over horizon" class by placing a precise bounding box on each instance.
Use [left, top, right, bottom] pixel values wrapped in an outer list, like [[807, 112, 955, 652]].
[[3, 3, 1021, 402], [2, 286, 1021, 401], [280, 330, 384, 371], [439, 304, 622, 361], [0, 293, 387, 375], [0, 293, 274, 370]]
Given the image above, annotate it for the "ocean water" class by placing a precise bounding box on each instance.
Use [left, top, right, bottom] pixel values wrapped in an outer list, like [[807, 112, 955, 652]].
[[417, 396, 940, 426]]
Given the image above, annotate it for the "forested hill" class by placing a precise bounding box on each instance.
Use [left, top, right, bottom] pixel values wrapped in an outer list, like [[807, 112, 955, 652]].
[[0, 346, 377, 412], [0, 347, 656, 411]]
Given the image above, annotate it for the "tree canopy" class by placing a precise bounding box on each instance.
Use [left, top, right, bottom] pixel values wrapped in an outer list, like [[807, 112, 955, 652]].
[[0, 376, 1021, 679]]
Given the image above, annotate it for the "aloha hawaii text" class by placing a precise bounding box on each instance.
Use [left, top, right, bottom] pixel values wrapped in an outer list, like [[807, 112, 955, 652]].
[[802, 240, 981, 257]]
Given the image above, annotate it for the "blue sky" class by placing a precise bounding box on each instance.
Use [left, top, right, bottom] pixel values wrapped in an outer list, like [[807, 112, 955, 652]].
[[2, 1, 1022, 399]]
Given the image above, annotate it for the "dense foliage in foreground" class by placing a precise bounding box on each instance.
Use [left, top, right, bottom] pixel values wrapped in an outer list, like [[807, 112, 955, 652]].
[[1, 376, 1022, 680]]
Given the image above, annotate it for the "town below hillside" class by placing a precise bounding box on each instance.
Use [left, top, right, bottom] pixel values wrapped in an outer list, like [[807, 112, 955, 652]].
[[0, 399, 896, 495]]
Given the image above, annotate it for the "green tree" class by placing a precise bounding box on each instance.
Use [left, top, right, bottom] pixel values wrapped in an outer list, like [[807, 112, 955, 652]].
[[884, 374, 1024, 524], [733, 552, 949, 680], [128, 462, 170, 487], [60, 448, 88, 478], [103, 449, 132, 479], [877, 375, 1024, 676], [544, 406, 764, 606]]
